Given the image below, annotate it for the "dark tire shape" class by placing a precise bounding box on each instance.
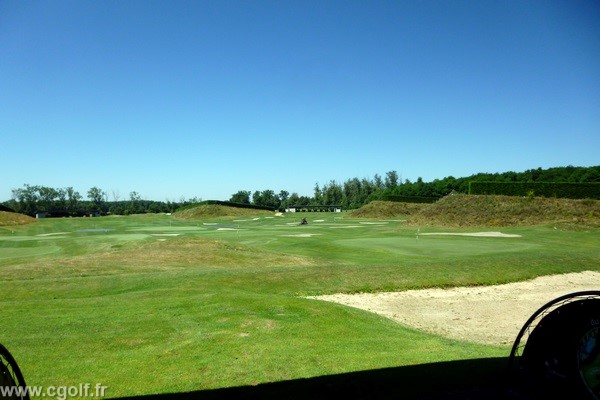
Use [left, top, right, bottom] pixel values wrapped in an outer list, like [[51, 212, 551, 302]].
[[0, 343, 29, 400], [508, 291, 600, 400]]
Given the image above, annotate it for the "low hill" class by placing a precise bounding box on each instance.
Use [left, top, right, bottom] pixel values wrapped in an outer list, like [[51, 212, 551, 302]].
[[349, 200, 428, 218], [175, 204, 277, 219], [409, 194, 600, 227], [0, 211, 36, 226]]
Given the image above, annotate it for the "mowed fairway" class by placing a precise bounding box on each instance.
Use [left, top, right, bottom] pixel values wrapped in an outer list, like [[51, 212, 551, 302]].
[[1, 212, 599, 398]]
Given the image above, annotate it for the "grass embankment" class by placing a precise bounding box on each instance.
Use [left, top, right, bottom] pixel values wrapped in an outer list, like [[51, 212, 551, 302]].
[[348, 200, 426, 218], [175, 204, 276, 219], [0, 211, 35, 226], [352, 194, 600, 227]]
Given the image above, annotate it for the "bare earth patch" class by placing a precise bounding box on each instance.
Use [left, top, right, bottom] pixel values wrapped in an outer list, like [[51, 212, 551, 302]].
[[310, 271, 600, 346]]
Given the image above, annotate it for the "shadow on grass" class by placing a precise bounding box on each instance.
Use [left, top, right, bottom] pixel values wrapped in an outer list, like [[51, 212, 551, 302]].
[[111, 357, 517, 400]]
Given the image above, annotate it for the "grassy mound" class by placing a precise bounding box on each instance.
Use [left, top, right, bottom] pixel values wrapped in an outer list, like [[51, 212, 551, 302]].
[[175, 204, 276, 219], [409, 194, 600, 227], [349, 200, 428, 218], [0, 211, 35, 226]]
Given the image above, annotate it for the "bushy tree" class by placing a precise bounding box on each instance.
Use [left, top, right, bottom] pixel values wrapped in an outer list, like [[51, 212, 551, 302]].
[[65, 187, 82, 215], [230, 190, 251, 204], [128, 191, 142, 214], [87, 187, 106, 214], [11, 184, 39, 215], [278, 190, 290, 209], [313, 183, 322, 205], [385, 170, 399, 189], [322, 180, 343, 205], [287, 192, 300, 207], [252, 189, 280, 208]]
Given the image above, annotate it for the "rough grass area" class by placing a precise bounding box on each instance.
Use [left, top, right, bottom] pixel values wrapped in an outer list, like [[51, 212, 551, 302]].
[[352, 195, 600, 227], [409, 194, 600, 227], [0, 211, 35, 226], [0, 237, 319, 281], [348, 200, 427, 218], [175, 204, 276, 219]]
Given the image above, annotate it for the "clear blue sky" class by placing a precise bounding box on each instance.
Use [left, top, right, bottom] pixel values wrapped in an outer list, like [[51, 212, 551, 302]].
[[2, 0, 599, 202]]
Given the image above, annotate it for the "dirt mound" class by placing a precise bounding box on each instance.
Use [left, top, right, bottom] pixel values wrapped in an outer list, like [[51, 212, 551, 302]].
[[409, 194, 600, 227], [0, 211, 36, 226]]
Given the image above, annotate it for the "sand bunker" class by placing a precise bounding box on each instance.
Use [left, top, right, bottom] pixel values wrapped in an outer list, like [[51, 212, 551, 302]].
[[419, 231, 522, 238], [310, 271, 600, 346]]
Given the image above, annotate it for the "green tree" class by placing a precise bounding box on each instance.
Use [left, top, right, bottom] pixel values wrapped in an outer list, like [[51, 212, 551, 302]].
[[297, 195, 311, 205], [313, 183, 322, 205], [230, 190, 251, 204], [129, 191, 142, 214], [278, 190, 290, 209], [63, 186, 83, 215], [385, 170, 399, 189], [11, 184, 38, 215], [323, 180, 343, 205], [253, 190, 280, 208], [287, 192, 300, 207], [37, 186, 58, 213], [87, 187, 106, 214], [373, 174, 384, 190], [343, 178, 361, 208], [252, 190, 262, 205]]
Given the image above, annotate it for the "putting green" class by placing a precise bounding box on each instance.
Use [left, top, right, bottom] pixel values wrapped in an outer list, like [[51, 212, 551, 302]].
[[127, 226, 206, 232], [91, 233, 150, 241], [337, 236, 537, 257]]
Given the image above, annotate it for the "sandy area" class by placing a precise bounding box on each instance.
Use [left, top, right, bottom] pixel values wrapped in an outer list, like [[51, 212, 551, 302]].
[[310, 271, 600, 346], [418, 231, 522, 238]]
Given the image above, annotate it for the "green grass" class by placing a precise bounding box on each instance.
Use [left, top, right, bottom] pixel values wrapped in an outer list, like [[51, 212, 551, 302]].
[[0, 209, 599, 398]]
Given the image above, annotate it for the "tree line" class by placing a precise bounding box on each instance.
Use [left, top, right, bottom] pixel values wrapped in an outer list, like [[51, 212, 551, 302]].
[[4, 166, 598, 216], [233, 166, 600, 210], [3, 185, 197, 217]]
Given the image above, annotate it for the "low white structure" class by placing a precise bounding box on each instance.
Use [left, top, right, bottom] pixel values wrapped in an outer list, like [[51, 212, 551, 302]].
[[286, 205, 342, 213]]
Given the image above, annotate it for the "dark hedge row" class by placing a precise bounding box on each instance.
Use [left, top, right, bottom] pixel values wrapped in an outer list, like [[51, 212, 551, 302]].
[[199, 200, 277, 212], [468, 181, 600, 199], [0, 204, 15, 212]]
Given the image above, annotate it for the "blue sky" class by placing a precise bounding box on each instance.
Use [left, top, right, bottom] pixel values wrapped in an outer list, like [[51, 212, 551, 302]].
[[1, 0, 599, 202]]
